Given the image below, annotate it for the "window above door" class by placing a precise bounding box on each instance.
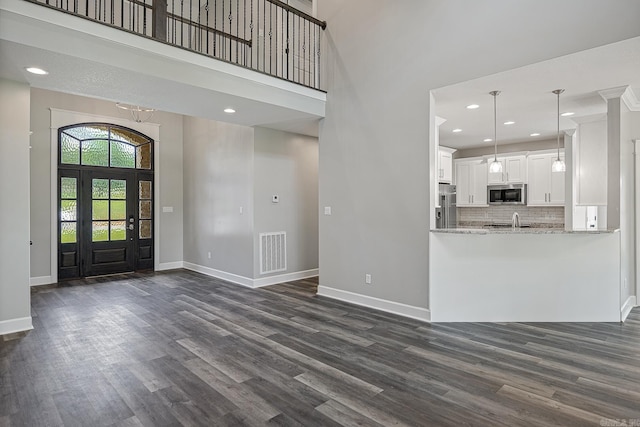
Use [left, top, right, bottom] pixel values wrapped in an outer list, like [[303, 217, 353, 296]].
[[59, 123, 153, 170]]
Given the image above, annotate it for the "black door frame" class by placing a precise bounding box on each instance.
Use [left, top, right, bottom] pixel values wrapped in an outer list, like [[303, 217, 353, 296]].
[[57, 123, 154, 280]]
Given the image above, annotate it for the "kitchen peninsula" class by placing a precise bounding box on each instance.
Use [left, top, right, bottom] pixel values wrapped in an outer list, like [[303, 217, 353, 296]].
[[429, 227, 621, 322]]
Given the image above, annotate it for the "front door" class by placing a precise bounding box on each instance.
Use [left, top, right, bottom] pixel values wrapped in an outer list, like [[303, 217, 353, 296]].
[[58, 123, 154, 279]]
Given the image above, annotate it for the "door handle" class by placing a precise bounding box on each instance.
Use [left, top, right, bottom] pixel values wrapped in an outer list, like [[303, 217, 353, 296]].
[[129, 215, 135, 230]]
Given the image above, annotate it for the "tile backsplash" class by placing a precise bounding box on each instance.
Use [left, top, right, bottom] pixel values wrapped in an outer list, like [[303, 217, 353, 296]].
[[458, 205, 564, 228]]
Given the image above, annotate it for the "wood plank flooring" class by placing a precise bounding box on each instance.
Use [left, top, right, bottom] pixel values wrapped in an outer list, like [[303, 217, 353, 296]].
[[1, 269, 639, 426]]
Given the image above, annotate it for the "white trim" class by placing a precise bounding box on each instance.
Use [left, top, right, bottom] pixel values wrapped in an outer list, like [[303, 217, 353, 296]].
[[317, 286, 431, 322], [157, 261, 184, 271], [253, 269, 319, 288], [183, 262, 318, 289], [49, 108, 161, 281], [621, 296, 637, 322], [0, 317, 33, 336], [598, 86, 630, 101], [30, 276, 54, 286], [183, 262, 255, 288], [622, 88, 640, 111]]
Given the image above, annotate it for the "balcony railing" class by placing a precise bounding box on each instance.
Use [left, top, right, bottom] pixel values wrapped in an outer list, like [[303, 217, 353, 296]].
[[26, 0, 326, 90]]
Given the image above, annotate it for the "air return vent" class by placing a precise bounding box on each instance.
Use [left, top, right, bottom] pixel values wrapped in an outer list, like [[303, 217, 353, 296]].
[[260, 232, 287, 274]]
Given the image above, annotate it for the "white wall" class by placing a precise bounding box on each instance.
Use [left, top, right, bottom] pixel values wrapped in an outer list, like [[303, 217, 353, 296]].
[[619, 106, 636, 308], [182, 117, 255, 278], [182, 119, 319, 283], [317, 0, 640, 313], [430, 231, 621, 322], [253, 127, 318, 278], [575, 119, 607, 205], [29, 88, 184, 280], [0, 79, 32, 334]]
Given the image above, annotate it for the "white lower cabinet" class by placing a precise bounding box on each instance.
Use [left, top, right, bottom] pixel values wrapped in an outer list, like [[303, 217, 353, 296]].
[[455, 159, 488, 206], [527, 152, 565, 206]]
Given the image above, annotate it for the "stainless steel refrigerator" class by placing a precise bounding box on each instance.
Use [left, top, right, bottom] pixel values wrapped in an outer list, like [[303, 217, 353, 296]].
[[436, 184, 457, 229]]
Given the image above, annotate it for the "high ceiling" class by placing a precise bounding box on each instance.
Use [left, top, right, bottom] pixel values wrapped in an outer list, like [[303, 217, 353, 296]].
[[0, 2, 324, 137], [434, 36, 640, 150]]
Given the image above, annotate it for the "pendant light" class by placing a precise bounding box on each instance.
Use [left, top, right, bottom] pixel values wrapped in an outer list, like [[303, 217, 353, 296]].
[[488, 90, 503, 173], [551, 89, 566, 172]]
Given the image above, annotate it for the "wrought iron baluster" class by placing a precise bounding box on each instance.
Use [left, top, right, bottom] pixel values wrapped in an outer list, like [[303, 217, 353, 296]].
[[262, 0, 265, 72], [228, 0, 232, 62], [236, 0, 239, 63], [205, 1, 209, 55], [268, 2, 272, 74], [188, 0, 192, 49], [213, 0, 217, 56]]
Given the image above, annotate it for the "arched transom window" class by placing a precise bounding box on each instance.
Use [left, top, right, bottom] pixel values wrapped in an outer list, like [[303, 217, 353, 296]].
[[59, 123, 153, 170]]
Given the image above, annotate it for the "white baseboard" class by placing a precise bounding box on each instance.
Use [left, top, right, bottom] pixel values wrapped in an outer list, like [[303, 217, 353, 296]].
[[621, 295, 637, 322], [0, 316, 33, 336], [253, 269, 319, 288], [158, 261, 185, 271], [30, 276, 54, 286], [317, 286, 431, 322], [183, 263, 318, 289], [183, 262, 255, 288]]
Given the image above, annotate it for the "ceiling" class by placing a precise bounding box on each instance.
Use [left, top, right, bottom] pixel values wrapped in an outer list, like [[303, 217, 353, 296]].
[[434, 36, 640, 150], [0, 4, 324, 137]]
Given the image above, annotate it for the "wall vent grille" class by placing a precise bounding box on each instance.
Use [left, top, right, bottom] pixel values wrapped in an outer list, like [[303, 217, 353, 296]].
[[260, 232, 287, 275]]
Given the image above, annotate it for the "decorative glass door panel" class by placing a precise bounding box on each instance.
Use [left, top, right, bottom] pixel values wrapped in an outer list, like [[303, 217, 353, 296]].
[[82, 170, 135, 276], [58, 123, 154, 279]]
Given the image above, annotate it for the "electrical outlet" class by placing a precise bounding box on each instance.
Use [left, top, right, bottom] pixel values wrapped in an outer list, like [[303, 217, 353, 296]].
[[207, 252, 211, 259], [365, 274, 372, 284]]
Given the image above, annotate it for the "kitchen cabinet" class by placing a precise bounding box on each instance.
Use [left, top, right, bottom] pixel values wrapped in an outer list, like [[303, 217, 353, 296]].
[[487, 155, 526, 184], [527, 152, 565, 206], [438, 147, 455, 184], [455, 159, 488, 206]]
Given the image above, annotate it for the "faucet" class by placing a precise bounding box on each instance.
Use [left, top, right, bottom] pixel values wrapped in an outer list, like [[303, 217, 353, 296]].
[[512, 212, 521, 229]]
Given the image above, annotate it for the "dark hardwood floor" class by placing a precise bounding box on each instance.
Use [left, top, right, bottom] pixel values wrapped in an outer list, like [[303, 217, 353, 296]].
[[1, 270, 639, 426]]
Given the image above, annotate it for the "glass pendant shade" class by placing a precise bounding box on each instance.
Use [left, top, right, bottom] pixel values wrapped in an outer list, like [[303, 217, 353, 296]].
[[552, 89, 566, 173], [489, 159, 503, 173], [489, 90, 502, 173], [552, 158, 566, 172]]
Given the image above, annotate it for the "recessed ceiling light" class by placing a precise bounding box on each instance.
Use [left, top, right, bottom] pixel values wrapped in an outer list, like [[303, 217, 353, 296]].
[[503, 121, 515, 125], [224, 108, 236, 114], [466, 104, 479, 110], [452, 128, 462, 133], [561, 112, 574, 117], [530, 133, 540, 137], [483, 138, 492, 142], [26, 67, 48, 75]]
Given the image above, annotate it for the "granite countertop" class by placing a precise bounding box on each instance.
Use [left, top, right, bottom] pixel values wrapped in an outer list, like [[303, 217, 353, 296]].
[[431, 227, 618, 234]]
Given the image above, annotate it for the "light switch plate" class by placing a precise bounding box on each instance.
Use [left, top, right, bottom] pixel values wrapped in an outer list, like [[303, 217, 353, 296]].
[[162, 206, 174, 213], [324, 206, 331, 215], [272, 195, 279, 203]]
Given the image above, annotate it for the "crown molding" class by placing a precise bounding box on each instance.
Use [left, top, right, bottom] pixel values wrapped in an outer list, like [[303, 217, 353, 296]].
[[598, 86, 640, 111], [598, 86, 630, 100], [621, 88, 640, 111]]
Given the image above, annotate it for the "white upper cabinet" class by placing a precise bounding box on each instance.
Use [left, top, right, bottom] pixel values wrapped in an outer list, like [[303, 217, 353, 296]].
[[487, 155, 526, 184], [575, 120, 607, 205], [438, 147, 456, 184], [527, 152, 565, 206], [455, 158, 488, 206]]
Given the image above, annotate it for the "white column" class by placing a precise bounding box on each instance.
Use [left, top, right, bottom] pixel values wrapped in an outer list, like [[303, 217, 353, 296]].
[[0, 78, 32, 335]]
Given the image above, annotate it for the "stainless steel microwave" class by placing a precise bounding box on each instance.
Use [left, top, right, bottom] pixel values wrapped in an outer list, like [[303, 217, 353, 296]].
[[488, 184, 527, 205]]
